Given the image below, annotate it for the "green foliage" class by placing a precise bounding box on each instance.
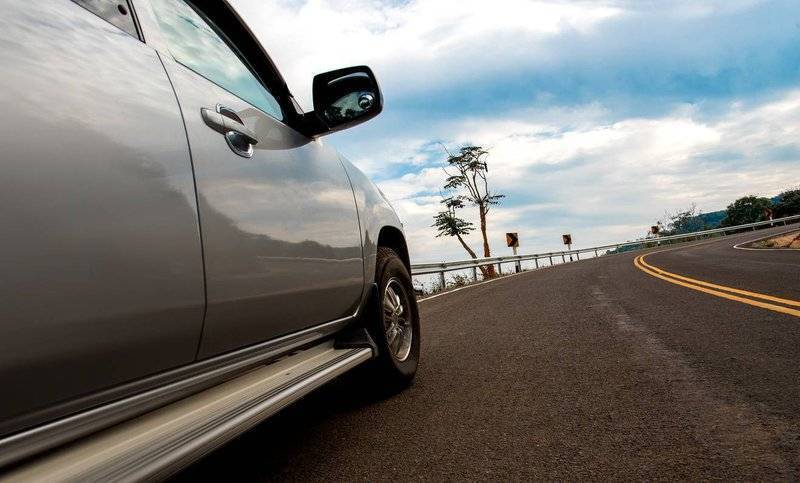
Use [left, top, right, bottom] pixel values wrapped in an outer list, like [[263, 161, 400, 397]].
[[442, 146, 505, 208], [720, 195, 773, 227], [432, 197, 475, 238], [773, 188, 800, 217]]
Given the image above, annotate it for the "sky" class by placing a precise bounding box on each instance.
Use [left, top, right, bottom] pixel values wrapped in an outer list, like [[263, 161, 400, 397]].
[[231, 0, 800, 263]]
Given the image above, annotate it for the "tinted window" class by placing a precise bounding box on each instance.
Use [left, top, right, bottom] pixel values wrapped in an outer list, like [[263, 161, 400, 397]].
[[73, 0, 138, 37], [150, 0, 283, 121]]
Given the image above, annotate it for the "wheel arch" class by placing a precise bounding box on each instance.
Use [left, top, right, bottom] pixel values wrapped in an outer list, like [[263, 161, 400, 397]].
[[377, 226, 411, 273]]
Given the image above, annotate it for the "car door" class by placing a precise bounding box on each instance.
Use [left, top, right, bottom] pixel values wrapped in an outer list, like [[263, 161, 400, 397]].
[[0, 0, 205, 436], [142, 0, 365, 358]]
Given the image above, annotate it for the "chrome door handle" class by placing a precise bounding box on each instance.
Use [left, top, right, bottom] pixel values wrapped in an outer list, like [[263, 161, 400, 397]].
[[201, 106, 259, 157]]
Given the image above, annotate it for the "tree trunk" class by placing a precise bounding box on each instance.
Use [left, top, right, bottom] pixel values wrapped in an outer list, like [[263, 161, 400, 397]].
[[456, 233, 490, 278], [478, 204, 497, 278]]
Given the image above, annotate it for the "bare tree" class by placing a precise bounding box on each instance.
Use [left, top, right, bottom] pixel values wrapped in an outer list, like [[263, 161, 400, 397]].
[[434, 145, 505, 278], [660, 203, 706, 235]]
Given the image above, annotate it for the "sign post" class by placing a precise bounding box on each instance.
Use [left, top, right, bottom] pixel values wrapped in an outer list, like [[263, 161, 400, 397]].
[[506, 232, 521, 273], [562, 234, 572, 262]]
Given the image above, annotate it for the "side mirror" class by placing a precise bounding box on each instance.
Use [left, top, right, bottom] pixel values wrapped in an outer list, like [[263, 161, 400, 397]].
[[303, 66, 383, 137]]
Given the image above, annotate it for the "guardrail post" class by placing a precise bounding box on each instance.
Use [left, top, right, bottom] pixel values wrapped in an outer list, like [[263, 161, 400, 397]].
[[438, 266, 446, 289], [549, 255, 553, 265], [576, 252, 580, 260], [561, 253, 566, 263], [472, 266, 478, 282], [497, 262, 502, 275], [534, 258, 539, 268], [594, 249, 598, 257]]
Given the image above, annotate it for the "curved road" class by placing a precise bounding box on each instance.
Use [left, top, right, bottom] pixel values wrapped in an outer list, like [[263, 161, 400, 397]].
[[175, 225, 800, 481]]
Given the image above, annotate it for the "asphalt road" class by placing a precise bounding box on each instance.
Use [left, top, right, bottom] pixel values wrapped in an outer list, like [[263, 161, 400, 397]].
[[175, 225, 800, 481]]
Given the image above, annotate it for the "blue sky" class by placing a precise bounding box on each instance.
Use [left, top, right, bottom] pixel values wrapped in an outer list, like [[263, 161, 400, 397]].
[[234, 0, 800, 262]]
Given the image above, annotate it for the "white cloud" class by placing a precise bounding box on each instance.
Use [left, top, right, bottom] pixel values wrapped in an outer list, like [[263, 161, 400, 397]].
[[230, 0, 622, 109], [376, 90, 800, 262]]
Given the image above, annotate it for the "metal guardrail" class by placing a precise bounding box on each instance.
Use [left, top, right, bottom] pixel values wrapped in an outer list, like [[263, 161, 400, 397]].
[[411, 214, 800, 285]]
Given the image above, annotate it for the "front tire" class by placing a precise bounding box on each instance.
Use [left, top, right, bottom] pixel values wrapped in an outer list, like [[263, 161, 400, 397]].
[[366, 247, 420, 391]]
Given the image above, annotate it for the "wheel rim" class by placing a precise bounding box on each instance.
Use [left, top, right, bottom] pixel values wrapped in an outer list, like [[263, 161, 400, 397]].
[[383, 278, 413, 362]]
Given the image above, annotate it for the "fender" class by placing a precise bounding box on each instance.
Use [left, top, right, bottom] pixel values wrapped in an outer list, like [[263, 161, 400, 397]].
[[339, 156, 409, 295]]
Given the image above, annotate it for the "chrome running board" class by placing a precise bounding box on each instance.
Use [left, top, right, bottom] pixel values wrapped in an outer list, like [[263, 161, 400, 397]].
[[2, 342, 372, 482]]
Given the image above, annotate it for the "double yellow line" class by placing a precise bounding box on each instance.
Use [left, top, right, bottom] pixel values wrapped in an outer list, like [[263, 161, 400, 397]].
[[634, 252, 800, 318]]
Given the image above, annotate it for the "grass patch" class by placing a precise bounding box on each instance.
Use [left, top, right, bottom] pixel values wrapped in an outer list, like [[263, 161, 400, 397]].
[[750, 230, 800, 249]]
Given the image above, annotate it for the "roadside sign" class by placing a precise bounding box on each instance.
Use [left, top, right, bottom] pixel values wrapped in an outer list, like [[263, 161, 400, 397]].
[[506, 232, 521, 273], [562, 234, 573, 262], [506, 232, 519, 248]]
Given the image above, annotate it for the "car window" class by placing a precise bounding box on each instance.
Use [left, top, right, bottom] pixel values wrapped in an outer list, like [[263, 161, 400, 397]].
[[149, 0, 284, 121], [73, 0, 138, 38]]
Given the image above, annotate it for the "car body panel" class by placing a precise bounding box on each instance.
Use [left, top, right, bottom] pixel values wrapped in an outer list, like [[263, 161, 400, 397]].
[[0, 0, 205, 436], [155, 55, 364, 358]]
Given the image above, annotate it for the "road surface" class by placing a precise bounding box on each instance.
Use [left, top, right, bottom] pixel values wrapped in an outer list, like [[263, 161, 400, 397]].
[[175, 225, 800, 481]]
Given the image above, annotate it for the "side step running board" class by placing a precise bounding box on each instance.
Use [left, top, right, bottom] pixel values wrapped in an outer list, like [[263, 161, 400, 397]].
[[2, 342, 373, 482]]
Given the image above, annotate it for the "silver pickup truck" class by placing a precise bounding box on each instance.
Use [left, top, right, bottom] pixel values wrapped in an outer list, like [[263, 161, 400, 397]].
[[0, 0, 419, 479]]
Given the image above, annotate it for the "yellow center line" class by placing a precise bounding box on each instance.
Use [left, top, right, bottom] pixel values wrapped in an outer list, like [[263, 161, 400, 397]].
[[634, 254, 800, 318], [638, 253, 800, 307]]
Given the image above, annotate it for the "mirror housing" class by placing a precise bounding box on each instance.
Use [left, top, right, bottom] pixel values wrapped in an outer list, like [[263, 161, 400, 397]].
[[301, 66, 383, 137]]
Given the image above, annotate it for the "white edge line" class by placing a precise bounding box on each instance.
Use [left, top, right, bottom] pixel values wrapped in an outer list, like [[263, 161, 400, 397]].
[[733, 227, 800, 251]]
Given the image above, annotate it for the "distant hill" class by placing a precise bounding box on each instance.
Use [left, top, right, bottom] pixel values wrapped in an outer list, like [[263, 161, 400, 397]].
[[696, 210, 726, 229], [608, 208, 725, 255]]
